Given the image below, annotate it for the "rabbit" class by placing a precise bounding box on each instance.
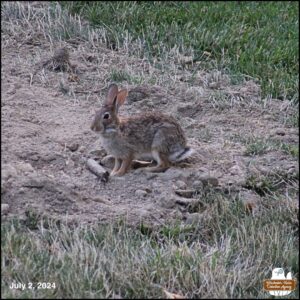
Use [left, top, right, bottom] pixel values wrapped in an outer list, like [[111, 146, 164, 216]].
[[91, 83, 194, 176]]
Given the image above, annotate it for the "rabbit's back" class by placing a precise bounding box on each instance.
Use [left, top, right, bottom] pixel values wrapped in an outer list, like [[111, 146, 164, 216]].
[[119, 112, 186, 154]]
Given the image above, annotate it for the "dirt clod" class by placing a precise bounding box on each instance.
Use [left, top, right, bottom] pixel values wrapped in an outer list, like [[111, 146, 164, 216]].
[[174, 189, 196, 198], [1, 204, 10, 215], [67, 143, 79, 152], [135, 189, 148, 197], [199, 176, 219, 187]]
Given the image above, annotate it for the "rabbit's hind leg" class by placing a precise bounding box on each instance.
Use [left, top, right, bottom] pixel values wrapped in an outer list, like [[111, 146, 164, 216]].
[[144, 150, 170, 173]]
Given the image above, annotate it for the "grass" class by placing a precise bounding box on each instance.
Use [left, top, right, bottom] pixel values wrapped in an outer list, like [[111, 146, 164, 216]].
[[286, 113, 299, 128], [109, 68, 142, 84], [244, 171, 299, 196], [61, 1, 299, 101], [2, 188, 299, 299], [244, 137, 299, 157], [230, 133, 299, 157]]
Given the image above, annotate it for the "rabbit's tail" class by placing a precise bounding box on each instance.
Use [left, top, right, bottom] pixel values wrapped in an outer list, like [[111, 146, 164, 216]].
[[169, 147, 195, 162]]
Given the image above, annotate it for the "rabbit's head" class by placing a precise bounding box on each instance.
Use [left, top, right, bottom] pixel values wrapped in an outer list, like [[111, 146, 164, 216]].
[[91, 84, 128, 135]]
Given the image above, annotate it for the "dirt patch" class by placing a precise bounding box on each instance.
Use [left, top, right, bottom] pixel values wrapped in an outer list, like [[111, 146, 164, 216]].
[[1, 2, 298, 226]]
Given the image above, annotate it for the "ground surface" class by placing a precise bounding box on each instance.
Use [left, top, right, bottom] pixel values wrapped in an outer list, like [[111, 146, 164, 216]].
[[1, 1, 298, 227]]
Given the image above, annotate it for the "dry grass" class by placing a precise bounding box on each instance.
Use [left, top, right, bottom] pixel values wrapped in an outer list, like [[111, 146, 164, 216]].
[[2, 1, 299, 118], [1, 187, 299, 299]]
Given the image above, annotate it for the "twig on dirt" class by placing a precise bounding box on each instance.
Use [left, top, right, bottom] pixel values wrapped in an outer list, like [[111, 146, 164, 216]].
[[73, 88, 106, 94], [29, 73, 34, 86], [86, 158, 110, 183]]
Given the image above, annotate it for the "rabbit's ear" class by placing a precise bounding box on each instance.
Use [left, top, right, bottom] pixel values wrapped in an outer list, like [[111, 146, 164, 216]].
[[106, 84, 118, 105], [117, 89, 128, 107], [112, 89, 128, 113]]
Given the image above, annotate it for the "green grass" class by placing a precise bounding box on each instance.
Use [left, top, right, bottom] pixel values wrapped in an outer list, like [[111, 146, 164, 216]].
[[244, 171, 298, 196], [2, 189, 299, 299], [109, 68, 142, 84], [244, 137, 299, 157], [61, 1, 299, 101]]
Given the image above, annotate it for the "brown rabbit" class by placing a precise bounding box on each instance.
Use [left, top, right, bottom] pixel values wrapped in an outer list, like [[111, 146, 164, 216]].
[[91, 84, 194, 176]]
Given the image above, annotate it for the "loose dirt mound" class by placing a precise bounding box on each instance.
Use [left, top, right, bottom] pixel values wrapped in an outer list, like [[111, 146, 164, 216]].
[[1, 2, 298, 226]]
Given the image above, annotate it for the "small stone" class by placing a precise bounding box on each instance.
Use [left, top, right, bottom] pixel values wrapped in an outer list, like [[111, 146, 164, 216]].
[[43, 153, 59, 162], [19, 187, 25, 194], [175, 189, 196, 198], [2, 164, 18, 181], [185, 212, 203, 225], [159, 196, 176, 209], [197, 122, 206, 128], [229, 165, 241, 176], [66, 183, 76, 189], [67, 143, 79, 152], [161, 168, 190, 181], [175, 198, 199, 207], [70, 153, 81, 163], [175, 180, 187, 190], [78, 146, 86, 153], [199, 176, 219, 187], [135, 189, 148, 197], [22, 177, 45, 188], [1, 204, 9, 214], [188, 170, 204, 181], [208, 82, 220, 89], [152, 181, 162, 188], [30, 154, 40, 161], [15, 162, 34, 173]]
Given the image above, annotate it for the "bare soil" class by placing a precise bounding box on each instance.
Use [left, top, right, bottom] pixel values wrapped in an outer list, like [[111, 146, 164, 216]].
[[1, 2, 298, 227]]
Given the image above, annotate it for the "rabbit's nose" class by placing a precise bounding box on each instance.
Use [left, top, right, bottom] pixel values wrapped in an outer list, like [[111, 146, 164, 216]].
[[91, 121, 101, 132]]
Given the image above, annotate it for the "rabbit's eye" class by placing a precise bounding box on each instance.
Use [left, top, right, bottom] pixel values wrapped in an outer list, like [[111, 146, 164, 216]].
[[103, 112, 110, 119]]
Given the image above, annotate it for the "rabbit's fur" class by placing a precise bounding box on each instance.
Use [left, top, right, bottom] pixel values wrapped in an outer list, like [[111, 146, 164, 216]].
[[91, 84, 193, 176]]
